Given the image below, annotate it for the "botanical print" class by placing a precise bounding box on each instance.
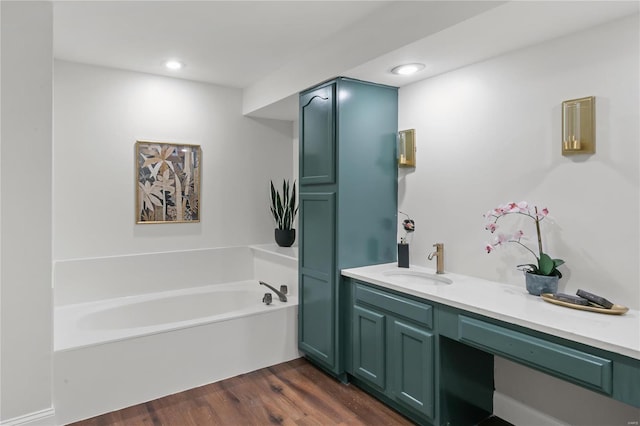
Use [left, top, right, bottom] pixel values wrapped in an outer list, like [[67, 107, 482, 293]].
[[136, 141, 201, 223]]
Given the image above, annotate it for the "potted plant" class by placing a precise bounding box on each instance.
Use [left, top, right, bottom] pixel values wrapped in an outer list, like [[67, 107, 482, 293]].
[[270, 179, 299, 247], [483, 201, 565, 295]]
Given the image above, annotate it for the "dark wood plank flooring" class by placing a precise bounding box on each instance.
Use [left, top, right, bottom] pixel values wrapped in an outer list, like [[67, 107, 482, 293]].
[[70, 358, 414, 426], [70, 358, 512, 426]]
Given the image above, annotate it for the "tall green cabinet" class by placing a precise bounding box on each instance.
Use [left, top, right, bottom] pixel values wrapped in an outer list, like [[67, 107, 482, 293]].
[[298, 78, 398, 376]]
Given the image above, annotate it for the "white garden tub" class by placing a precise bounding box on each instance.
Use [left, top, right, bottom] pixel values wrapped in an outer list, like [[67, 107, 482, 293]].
[[54, 245, 299, 425], [55, 280, 294, 351]]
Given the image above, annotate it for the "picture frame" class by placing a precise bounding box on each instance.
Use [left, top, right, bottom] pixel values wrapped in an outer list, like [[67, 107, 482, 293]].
[[135, 140, 201, 224]]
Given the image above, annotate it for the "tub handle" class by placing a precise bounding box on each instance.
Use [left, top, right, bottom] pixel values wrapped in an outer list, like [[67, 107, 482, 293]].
[[262, 293, 272, 305]]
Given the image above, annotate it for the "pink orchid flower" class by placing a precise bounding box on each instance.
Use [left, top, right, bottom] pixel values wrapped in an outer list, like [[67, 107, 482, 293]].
[[485, 223, 498, 233], [495, 233, 509, 245]]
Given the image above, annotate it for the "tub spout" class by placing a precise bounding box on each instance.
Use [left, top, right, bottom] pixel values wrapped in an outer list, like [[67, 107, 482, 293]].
[[259, 281, 287, 302]]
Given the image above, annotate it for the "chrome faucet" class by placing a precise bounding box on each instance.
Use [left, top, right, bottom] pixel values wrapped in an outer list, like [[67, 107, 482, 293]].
[[259, 281, 287, 302], [427, 243, 445, 274]]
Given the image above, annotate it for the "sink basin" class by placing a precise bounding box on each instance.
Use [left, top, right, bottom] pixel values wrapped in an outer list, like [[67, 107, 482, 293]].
[[382, 269, 453, 285]]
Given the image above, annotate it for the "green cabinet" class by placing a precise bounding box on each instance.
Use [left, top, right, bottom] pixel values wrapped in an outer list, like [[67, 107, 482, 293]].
[[392, 320, 435, 418], [298, 78, 398, 376], [346, 279, 640, 424], [351, 281, 436, 423], [439, 307, 640, 408], [300, 84, 335, 185], [352, 305, 386, 389], [298, 192, 336, 366]]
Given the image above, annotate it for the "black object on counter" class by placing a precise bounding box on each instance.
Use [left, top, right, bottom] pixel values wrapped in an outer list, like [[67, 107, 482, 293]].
[[551, 293, 590, 306], [398, 243, 409, 268], [576, 289, 614, 309]]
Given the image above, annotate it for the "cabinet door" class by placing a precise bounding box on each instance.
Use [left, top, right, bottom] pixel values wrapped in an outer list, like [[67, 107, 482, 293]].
[[299, 84, 335, 185], [391, 320, 435, 419], [352, 305, 386, 389], [298, 192, 336, 368]]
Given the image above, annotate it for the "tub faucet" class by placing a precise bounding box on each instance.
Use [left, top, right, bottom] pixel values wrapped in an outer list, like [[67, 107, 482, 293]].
[[259, 281, 287, 302], [427, 243, 445, 274]]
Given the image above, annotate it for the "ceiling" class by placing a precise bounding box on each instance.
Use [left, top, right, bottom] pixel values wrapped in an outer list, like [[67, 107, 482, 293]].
[[53, 1, 639, 120]]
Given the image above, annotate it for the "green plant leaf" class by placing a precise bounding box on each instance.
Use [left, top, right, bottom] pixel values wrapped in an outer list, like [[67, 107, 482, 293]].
[[270, 181, 279, 225], [270, 181, 276, 206], [551, 269, 563, 278], [276, 191, 284, 228], [517, 263, 539, 273], [553, 258, 565, 267], [538, 253, 554, 275], [282, 180, 289, 209]]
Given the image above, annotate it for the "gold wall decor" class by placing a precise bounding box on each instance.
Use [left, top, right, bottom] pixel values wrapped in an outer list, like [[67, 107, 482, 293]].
[[136, 141, 201, 224], [398, 129, 416, 167], [562, 96, 595, 155]]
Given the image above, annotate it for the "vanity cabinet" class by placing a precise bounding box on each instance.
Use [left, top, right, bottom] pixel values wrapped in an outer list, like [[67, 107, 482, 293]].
[[351, 281, 436, 422], [298, 78, 398, 376], [344, 269, 640, 425], [439, 307, 640, 408]]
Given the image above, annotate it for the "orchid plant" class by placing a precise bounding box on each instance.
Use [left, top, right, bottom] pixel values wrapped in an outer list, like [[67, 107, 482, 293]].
[[484, 201, 565, 277]]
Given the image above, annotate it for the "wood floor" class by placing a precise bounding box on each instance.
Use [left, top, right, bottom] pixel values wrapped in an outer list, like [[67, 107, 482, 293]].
[[70, 358, 415, 426]]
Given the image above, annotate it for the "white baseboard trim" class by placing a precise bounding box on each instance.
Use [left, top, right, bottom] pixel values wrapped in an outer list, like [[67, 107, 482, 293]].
[[494, 392, 568, 426], [0, 408, 56, 426]]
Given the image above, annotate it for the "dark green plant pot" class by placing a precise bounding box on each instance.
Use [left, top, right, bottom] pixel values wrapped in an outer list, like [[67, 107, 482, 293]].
[[525, 272, 559, 296], [275, 229, 296, 247]]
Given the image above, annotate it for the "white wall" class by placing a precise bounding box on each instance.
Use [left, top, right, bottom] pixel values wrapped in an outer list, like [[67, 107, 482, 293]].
[[1, 1, 54, 423], [53, 60, 294, 261], [398, 14, 639, 426]]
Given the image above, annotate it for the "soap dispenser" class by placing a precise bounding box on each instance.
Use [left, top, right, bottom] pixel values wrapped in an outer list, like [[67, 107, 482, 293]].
[[398, 212, 414, 268], [398, 239, 410, 268]]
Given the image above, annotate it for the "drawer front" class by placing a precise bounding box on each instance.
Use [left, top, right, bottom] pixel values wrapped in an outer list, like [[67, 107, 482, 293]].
[[354, 283, 433, 329], [459, 316, 613, 394]]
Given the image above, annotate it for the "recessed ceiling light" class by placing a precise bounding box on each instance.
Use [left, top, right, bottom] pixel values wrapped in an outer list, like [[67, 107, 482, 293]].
[[390, 63, 425, 76], [164, 60, 184, 71]]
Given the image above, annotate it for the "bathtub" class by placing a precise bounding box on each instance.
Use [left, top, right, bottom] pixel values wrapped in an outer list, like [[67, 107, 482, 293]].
[[55, 280, 295, 351], [54, 246, 299, 425]]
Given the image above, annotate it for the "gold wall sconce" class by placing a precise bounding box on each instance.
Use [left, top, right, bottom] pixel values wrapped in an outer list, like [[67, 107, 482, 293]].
[[398, 129, 416, 167], [562, 96, 595, 155]]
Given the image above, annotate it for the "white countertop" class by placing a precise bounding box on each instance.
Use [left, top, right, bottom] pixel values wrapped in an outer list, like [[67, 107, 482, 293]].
[[342, 263, 640, 360]]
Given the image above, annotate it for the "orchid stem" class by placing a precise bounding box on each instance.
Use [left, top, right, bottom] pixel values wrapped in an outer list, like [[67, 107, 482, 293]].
[[534, 206, 543, 256], [510, 240, 539, 260]]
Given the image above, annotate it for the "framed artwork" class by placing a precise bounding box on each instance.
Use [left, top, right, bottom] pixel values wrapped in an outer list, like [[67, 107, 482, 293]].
[[136, 141, 201, 224]]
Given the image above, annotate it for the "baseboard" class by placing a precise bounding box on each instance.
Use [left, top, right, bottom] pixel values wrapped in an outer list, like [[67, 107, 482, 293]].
[[493, 392, 568, 426], [0, 408, 56, 426]]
